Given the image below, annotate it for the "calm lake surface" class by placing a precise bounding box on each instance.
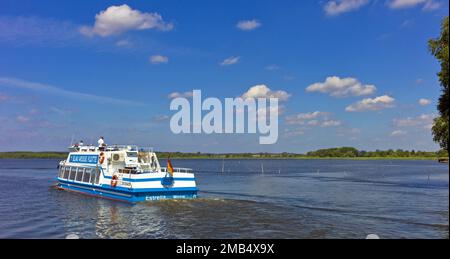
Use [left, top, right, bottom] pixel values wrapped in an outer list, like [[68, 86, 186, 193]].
[[0, 159, 448, 239]]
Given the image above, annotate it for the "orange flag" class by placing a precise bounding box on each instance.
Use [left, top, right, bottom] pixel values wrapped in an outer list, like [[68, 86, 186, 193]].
[[167, 156, 174, 176]]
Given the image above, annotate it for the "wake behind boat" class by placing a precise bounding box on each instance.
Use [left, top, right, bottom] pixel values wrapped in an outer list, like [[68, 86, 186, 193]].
[[56, 144, 198, 202]]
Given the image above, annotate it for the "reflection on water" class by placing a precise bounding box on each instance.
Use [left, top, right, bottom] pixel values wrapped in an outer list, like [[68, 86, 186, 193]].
[[55, 190, 313, 239], [0, 159, 448, 238]]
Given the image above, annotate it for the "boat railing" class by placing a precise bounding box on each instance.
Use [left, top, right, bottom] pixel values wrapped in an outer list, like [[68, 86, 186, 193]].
[[118, 168, 138, 174], [69, 145, 154, 153], [161, 167, 193, 174], [106, 145, 154, 152], [69, 145, 100, 152]]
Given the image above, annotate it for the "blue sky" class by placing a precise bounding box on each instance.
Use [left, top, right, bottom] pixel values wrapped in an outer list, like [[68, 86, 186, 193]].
[[0, 0, 448, 152]]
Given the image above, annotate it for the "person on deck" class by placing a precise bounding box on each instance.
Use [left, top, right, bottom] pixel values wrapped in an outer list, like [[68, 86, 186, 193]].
[[74, 140, 84, 151], [98, 137, 106, 151]]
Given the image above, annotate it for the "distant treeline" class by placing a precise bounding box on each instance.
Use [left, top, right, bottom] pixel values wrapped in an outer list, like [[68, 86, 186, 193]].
[[157, 147, 448, 159], [305, 147, 448, 158], [0, 147, 448, 159], [0, 152, 68, 159]]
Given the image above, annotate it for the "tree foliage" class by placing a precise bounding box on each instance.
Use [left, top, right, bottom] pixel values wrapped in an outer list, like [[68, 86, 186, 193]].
[[432, 116, 449, 152], [305, 147, 445, 158], [429, 16, 449, 152], [307, 147, 358, 157]]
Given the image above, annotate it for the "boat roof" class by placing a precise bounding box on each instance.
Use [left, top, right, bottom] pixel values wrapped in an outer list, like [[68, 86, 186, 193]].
[[69, 145, 154, 153]]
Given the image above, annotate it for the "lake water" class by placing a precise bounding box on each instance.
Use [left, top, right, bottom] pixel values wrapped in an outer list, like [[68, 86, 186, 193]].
[[0, 159, 448, 239]]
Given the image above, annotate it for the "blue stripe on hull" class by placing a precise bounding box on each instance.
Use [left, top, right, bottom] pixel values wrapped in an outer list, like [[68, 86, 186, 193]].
[[57, 181, 198, 203], [103, 176, 196, 182], [62, 165, 195, 182], [57, 178, 198, 193]]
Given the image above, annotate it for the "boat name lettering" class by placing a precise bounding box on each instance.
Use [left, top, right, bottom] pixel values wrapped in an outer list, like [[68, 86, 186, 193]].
[[69, 154, 99, 164]]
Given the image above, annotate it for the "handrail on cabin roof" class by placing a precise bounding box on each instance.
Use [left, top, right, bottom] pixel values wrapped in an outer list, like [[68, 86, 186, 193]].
[[69, 145, 154, 152]]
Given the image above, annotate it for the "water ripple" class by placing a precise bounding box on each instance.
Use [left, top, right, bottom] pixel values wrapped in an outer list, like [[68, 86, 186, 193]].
[[0, 159, 448, 239]]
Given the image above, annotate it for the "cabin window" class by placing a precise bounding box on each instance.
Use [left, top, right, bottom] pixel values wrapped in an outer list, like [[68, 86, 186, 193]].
[[88, 169, 95, 184], [75, 167, 83, 182], [63, 167, 70, 179], [89, 168, 100, 184], [69, 167, 76, 181], [127, 152, 138, 158], [94, 169, 101, 184], [151, 156, 157, 169], [59, 166, 65, 178], [82, 168, 90, 183]]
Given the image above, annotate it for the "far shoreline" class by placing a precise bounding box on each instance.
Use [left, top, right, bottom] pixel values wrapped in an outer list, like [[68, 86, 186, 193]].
[[0, 151, 447, 161]]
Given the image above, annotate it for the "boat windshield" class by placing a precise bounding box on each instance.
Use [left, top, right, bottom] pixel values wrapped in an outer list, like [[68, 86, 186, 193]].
[[127, 152, 138, 157]]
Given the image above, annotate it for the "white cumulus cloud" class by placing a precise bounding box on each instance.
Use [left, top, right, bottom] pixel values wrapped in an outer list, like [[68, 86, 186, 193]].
[[220, 56, 240, 66], [321, 120, 342, 127], [390, 130, 407, 137], [152, 115, 170, 122], [306, 76, 377, 97], [324, 0, 370, 16], [393, 114, 436, 129], [388, 0, 426, 8], [168, 91, 193, 99], [241, 84, 291, 101], [149, 55, 169, 64], [289, 111, 328, 121], [418, 98, 431, 106], [423, 0, 442, 10], [345, 95, 395, 112], [285, 111, 342, 127], [256, 104, 285, 119], [79, 4, 174, 37], [387, 0, 441, 10], [236, 19, 261, 31]]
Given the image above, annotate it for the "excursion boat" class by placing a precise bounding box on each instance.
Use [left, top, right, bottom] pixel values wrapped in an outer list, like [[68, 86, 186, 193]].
[[56, 144, 198, 202]]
